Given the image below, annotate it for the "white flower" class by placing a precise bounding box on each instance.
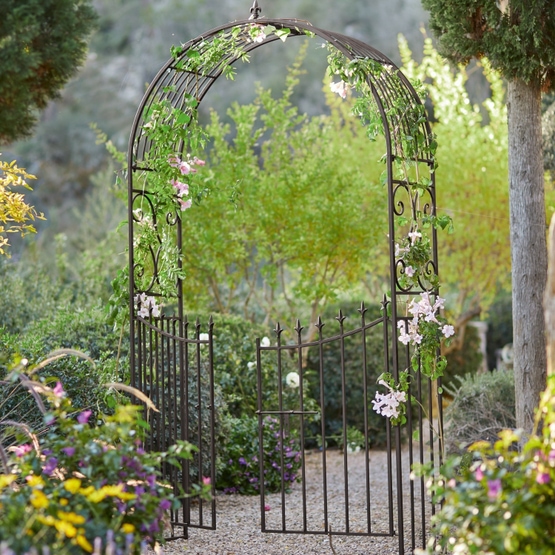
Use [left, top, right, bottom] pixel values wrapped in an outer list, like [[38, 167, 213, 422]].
[[408, 230, 422, 245], [247, 361, 256, 370], [285, 372, 300, 389], [138, 306, 150, 319], [260, 336, 270, 347], [135, 293, 161, 319], [405, 265, 415, 277], [442, 325, 455, 338], [329, 81, 349, 99], [199, 333, 210, 341]]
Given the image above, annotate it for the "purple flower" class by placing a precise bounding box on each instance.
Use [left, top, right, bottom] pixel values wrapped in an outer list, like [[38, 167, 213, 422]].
[[159, 499, 172, 511], [53, 381, 65, 397], [14, 444, 32, 457], [43, 457, 58, 476], [487, 479, 502, 500], [77, 410, 92, 424], [536, 472, 551, 484], [264, 504, 271, 511], [61, 446, 76, 457], [238, 457, 247, 466]]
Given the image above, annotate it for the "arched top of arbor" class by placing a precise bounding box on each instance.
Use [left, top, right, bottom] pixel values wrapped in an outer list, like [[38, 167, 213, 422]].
[[127, 17, 434, 168]]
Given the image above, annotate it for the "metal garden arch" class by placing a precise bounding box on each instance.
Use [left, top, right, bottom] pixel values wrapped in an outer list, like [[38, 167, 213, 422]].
[[127, 3, 442, 554]]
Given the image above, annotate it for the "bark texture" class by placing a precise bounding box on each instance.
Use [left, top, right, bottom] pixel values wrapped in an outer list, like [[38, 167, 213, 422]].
[[545, 214, 555, 376], [507, 79, 547, 433]]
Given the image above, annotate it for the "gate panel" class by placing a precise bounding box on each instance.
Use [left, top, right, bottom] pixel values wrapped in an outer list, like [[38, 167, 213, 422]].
[[131, 315, 217, 539], [255, 304, 397, 537]]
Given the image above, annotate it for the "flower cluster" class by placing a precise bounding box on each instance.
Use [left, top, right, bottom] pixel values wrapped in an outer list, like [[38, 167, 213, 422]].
[[397, 292, 454, 347], [415, 374, 555, 555], [168, 154, 205, 211], [134, 293, 161, 319], [0, 375, 204, 554], [371, 379, 407, 419]]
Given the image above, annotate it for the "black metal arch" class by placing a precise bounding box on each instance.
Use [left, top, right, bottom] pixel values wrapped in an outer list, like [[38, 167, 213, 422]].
[[127, 15, 440, 555]]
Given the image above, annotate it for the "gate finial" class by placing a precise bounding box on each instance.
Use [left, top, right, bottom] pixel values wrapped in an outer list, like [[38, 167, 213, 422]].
[[249, 0, 261, 19]]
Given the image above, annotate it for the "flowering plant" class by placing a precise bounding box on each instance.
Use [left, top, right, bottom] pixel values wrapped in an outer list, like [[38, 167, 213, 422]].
[[326, 45, 454, 423], [217, 415, 301, 495], [0, 369, 207, 554], [415, 374, 555, 554]]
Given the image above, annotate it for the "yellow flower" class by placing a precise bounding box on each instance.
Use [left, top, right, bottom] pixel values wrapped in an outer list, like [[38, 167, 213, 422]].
[[0, 474, 17, 490], [26, 475, 45, 488], [79, 485, 95, 496], [30, 490, 49, 509], [64, 478, 82, 494], [121, 523, 135, 534], [87, 484, 136, 503], [54, 519, 77, 538], [60, 498, 69, 506], [86, 489, 107, 503], [37, 515, 56, 527], [75, 534, 93, 553], [57, 511, 86, 525]]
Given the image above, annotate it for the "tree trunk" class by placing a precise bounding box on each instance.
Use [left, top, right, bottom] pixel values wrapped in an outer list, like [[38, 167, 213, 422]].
[[507, 79, 548, 433], [545, 213, 555, 376]]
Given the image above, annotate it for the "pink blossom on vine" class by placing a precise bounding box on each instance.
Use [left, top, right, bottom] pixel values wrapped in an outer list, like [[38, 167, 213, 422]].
[[330, 81, 348, 99], [408, 230, 422, 244], [192, 156, 206, 166], [442, 325, 455, 338], [171, 179, 189, 197], [405, 265, 415, 277], [179, 198, 193, 211], [372, 380, 407, 419]]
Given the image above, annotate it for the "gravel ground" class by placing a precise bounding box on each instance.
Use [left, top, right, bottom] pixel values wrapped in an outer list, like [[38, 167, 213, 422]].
[[151, 447, 432, 555]]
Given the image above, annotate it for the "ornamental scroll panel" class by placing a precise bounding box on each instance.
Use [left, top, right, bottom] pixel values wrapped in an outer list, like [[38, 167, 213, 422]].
[[127, 15, 442, 555]]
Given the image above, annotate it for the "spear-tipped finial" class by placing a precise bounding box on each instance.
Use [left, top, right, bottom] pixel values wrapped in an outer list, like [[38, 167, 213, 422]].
[[249, 0, 261, 20]]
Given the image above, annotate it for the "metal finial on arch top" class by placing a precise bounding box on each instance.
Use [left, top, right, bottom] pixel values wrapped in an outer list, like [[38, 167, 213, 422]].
[[249, 0, 261, 20]]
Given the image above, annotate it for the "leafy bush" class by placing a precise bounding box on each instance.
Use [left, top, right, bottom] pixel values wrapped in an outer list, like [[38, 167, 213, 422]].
[[0, 306, 128, 429], [0, 369, 207, 554], [443, 369, 515, 455], [216, 414, 301, 495], [417, 374, 555, 555]]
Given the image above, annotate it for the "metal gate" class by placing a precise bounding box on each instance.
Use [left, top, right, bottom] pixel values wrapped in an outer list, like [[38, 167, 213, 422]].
[[127, 6, 442, 554]]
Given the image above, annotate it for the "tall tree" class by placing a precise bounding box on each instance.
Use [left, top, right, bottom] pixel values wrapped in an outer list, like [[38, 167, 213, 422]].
[[0, 0, 97, 144], [421, 0, 555, 432]]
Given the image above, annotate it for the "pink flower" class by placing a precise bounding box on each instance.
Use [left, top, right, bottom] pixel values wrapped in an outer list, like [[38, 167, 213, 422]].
[[405, 265, 415, 277], [487, 478, 502, 500], [14, 444, 33, 457], [77, 410, 92, 425], [330, 81, 348, 99], [264, 505, 271, 511], [202, 476, 211, 485], [442, 325, 455, 338], [536, 472, 550, 484], [179, 198, 192, 211], [53, 381, 65, 398], [193, 156, 206, 166], [170, 179, 189, 197], [475, 466, 484, 481]]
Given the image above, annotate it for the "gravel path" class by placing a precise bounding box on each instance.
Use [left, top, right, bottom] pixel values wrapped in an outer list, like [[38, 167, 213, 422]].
[[153, 447, 432, 555]]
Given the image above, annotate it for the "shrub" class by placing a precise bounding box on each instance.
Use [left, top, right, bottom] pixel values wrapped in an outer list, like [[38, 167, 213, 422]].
[[443, 369, 516, 455], [0, 368, 207, 554], [417, 374, 555, 555], [216, 414, 301, 495]]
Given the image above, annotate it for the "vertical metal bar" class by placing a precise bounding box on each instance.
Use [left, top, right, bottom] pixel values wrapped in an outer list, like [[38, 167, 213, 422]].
[[428, 376, 435, 519], [256, 336, 266, 531], [358, 303, 372, 534], [295, 320, 308, 533], [418, 367, 426, 549], [336, 311, 350, 533], [382, 299, 395, 536], [315, 317, 329, 533], [182, 318, 191, 527], [195, 319, 203, 527], [406, 342, 416, 549], [208, 316, 217, 528], [278, 326, 287, 532]]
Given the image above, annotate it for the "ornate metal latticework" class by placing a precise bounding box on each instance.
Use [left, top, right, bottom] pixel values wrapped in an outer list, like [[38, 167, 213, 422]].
[[127, 14, 441, 555]]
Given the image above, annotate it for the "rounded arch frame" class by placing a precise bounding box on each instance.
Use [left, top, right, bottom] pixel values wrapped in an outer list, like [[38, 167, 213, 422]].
[[126, 17, 441, 552], [127, 16, 439, 350]]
